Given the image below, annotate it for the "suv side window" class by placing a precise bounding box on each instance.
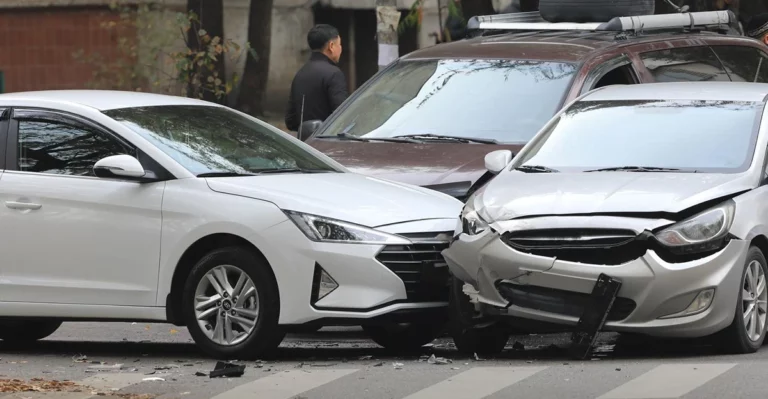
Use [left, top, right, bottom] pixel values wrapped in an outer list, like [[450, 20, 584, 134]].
[[16, 115, 130, 176], [710, 46, 768, 83], [640, 46, 731, 82]]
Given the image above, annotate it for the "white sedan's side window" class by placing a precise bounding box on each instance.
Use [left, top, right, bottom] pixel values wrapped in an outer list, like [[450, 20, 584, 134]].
[[17, 118, 128, 176]]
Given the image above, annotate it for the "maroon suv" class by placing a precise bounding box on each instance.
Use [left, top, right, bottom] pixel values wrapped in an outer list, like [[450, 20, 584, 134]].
[[303, 11, 768, 201]]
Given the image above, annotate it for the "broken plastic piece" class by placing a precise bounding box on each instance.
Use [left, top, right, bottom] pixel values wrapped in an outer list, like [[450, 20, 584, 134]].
[[142, 377, 165, 382], [427, 354, 452, 365], [209, 361, 246, 378], [569, 273, 622, 360], [392, 362, 404, 369]]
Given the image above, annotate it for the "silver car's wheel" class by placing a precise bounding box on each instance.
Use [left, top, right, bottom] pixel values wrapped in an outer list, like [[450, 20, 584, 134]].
[[195, 264, 260, 346], [722, 246, 768, 354], [742, 260, 767, 342]]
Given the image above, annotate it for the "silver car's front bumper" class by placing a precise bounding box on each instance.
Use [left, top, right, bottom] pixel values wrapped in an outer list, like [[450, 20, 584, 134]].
[[443, 226, 748, 338]]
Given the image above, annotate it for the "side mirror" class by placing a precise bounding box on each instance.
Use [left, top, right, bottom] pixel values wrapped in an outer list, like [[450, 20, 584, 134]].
[[94, 154, 147, 179], [484, 150, 513, 174], [298, 120, 322, 141]]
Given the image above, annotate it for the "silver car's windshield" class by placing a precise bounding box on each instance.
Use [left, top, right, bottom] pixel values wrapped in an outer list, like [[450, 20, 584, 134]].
[[318, 59, 578, 144], [105, 105, 340, 176], [514, 99, 763, 173]]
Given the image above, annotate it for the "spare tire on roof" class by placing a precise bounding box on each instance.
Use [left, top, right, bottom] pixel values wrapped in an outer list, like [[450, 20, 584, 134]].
[[539, 0, 655, 23]]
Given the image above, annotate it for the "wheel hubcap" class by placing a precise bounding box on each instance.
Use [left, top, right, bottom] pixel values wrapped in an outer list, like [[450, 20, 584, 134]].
[[742, 260, 767, 342], [195, 265, 259, 346]]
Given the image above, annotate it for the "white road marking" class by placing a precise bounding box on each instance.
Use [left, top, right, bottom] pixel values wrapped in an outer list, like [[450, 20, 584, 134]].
[[80, 372, 147, 391], [597, 363, 737, 399], [402, 366, 548, 399], [210, 369, 359, 399]]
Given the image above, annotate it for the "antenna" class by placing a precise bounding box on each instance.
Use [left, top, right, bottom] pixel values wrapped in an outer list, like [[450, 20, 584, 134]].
[[298, 95, 306, 137]]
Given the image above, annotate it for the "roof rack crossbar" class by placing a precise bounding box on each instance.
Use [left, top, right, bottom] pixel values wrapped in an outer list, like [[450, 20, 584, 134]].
[[466, 10, 739, 35]]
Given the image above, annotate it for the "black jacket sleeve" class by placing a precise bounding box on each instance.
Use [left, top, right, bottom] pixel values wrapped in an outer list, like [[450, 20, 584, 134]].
[[285, 81, 299, 132], [326, 70, 349, 112]]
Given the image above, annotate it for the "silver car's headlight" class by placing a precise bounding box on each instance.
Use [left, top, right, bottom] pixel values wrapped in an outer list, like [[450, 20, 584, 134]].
[[285, 211, 409, 245], [461, 203, 490, 236], [655, 200, 735, 254]]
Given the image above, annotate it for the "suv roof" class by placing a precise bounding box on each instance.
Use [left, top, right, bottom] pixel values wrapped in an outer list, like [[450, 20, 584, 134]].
[[402, 30, 760, 63]]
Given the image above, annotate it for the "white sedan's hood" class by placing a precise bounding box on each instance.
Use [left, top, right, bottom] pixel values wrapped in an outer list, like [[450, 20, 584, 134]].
[[206, 173, 462, 227], [477, 172, 753, 221]]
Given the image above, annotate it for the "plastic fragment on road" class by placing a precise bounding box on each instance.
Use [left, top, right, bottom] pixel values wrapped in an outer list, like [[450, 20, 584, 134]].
[[86, 364, 124, 372], [209, 361, 246, 378], [427, 354, 452, 365], [392, 362, 404, 369], [142, 377, 165, 382]]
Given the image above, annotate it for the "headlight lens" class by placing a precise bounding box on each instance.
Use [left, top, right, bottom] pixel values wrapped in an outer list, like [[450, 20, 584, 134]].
[[655, 200, 735, 254], [461, 204, 490, 236], [285, 211, 410, 245]]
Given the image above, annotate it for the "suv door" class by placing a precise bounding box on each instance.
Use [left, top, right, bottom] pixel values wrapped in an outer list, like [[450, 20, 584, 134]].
[[710, 45, 768, 83], [0, 109, 164, 306], [636, 46, 731, 82]]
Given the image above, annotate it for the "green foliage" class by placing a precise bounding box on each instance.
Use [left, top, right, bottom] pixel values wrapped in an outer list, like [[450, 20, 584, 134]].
[[72, 1, 254, 100], [398, 0, 463, 34]]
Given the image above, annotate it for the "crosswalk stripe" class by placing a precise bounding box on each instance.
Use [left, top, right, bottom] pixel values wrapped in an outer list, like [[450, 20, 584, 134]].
[[401, 366, 548, 399], [210, 369, 359, 399], [80, 373, 146, 392], [597, 363, 737, 399]]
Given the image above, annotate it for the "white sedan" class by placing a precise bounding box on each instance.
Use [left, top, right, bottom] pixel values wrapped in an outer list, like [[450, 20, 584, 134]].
[[0, 90, 462, 358]]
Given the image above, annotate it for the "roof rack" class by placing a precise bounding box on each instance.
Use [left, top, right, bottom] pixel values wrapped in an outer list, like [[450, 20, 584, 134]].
[[466, 10, 740, 35]]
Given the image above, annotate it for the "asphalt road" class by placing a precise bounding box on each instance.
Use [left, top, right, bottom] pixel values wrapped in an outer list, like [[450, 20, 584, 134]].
[[0, 322, 766, 399]]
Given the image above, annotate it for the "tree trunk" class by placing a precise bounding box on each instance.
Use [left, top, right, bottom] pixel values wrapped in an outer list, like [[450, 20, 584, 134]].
[[236, 0, 273, 116], [187, 0, 225, 103], [376, 0, 400, 71], [460, 0, 495, 19]]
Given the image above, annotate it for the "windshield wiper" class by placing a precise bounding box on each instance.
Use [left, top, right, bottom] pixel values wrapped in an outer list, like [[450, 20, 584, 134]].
[[393, 134, 498, 144], [315, 133, 418, 143], [585, 166, 683, 173], [516, 165, 559, 173], [197, 172, 257, 177]]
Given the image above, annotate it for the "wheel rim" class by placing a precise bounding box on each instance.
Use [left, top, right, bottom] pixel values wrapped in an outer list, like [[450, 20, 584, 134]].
[[742, 260, 767, 342], [194, 265, 259, 346]]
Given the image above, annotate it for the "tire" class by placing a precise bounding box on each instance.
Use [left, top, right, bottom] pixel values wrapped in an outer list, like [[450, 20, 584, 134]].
[[447, 276, 509, 356], [721, 246, 768, 354], [364, 320, 446, 352], [539, 0, 655, 23], [182, 246, 285, 360], [0, 320, 62, 342]]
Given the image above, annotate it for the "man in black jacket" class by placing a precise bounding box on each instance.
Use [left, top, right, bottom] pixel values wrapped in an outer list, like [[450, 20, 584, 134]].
[[285, 24, 348, 132]]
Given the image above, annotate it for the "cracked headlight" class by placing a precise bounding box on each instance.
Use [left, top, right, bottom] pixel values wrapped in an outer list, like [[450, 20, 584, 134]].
[[461, 202, 490, 236], [285, 211, 409, 245], [655, 200, 735, 255]]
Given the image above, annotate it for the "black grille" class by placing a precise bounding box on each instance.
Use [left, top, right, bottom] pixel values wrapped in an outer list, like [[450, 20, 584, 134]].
[[376, 233, 452, 302], [501, 228, 647, 265], [496, 283, 636, 322]]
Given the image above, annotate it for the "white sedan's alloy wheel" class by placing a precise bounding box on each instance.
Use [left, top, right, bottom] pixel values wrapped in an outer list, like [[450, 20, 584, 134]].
[[195, 265, 260, 346], [742, 259, 767, 342]]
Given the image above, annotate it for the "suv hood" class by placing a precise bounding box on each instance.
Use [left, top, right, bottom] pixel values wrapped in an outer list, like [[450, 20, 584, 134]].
[[477, 172, 753, 221], [206, 173, 462, 228], [308, 140, 523, 188]]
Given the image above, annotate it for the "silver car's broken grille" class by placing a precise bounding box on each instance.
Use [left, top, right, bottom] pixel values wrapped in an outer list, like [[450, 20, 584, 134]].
[[501, 228, 645, 265], [376, 232, 452, 302]]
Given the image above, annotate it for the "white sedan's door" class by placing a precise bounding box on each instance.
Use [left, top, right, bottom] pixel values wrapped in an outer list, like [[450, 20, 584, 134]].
[[0, 110, 164, 306]]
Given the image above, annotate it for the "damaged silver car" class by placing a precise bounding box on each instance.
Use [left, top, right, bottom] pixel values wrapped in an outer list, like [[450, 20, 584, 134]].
[[444, 82, 768, 355]]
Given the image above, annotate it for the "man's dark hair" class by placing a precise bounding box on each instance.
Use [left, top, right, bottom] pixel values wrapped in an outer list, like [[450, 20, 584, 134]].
[[307, 24, 340, 51]]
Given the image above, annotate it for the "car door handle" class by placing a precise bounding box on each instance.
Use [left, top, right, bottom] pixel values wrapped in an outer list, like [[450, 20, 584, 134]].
[[5, 201, 42, 211]]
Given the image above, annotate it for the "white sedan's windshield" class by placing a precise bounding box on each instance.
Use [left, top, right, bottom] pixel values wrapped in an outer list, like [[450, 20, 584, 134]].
[[515, 100, 763, 173], [105, 105, 339, 175], [319, 59, 578, 143]]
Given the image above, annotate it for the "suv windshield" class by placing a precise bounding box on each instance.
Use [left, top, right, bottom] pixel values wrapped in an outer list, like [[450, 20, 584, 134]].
[[514, 99, 763, 173], [318, 59, 578, 143], [105, 105, 339, 176]]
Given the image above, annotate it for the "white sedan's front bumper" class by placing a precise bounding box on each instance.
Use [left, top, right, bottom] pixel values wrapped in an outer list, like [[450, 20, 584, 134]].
[[260, 218, 456, 325], [443, 226, 748, 338]]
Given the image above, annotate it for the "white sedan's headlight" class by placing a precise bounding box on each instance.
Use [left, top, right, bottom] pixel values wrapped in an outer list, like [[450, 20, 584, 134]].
[[285, 211, 409, 245], [655, 200, 735, 254], [461, 203, 490, 236]]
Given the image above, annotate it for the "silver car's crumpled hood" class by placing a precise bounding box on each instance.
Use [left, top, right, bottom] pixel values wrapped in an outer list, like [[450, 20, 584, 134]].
[[477, 172, 753, 221]]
